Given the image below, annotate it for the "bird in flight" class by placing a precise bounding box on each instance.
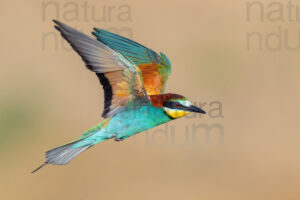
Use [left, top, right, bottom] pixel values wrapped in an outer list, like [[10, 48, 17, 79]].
[[32, 20, 206, 173]]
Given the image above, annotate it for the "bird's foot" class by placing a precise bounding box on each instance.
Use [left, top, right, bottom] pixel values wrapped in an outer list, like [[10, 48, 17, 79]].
[[114, 137, 125, 142]]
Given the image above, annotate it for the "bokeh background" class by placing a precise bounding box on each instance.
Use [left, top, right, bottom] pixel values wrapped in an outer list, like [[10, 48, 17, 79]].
[[1, 0, 299, 199]]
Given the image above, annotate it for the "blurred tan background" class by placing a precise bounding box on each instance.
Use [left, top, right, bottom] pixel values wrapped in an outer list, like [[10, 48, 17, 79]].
[[1, 0, 299, 199]]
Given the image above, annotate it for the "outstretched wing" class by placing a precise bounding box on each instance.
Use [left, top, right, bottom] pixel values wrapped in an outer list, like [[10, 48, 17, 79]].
[[92, 29, 172, 95], [53, 20, 149, 118]]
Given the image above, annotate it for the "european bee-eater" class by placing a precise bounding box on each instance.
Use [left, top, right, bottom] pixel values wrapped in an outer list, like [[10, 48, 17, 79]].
[[32, 20, 206, 173]]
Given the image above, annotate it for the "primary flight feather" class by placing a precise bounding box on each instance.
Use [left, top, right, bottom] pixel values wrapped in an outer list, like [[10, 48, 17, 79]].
[[32, 20, 206, 173]]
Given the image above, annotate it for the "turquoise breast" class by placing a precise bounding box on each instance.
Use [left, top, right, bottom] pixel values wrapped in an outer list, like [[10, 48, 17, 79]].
[[105, 104, 171, 138]]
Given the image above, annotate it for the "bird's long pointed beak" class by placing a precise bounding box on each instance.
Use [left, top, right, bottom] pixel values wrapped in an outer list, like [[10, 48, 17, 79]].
[[187, 105, 206, 114]]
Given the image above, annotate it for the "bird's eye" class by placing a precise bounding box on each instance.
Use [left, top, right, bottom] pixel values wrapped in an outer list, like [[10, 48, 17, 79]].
[[174, 102, 181, 108]]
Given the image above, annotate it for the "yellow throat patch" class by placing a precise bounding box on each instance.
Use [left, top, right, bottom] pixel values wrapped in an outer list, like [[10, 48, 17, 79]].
[[163, 108, 190, 119]]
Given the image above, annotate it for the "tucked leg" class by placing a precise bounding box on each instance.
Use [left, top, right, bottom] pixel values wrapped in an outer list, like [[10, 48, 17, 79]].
[[114, 136, 130, 142], [115, 137, 125, 142]]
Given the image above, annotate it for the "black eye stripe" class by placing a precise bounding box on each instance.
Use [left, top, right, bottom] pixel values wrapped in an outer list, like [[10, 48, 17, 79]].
[[174, 102, 180, 107], [163, 101, 187, 110], [163, 101, 173, 108]]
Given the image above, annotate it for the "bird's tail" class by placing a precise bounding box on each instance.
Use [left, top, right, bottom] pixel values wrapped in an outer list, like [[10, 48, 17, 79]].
[[32, 122, 109, 173], [32, 140, 92, 173]]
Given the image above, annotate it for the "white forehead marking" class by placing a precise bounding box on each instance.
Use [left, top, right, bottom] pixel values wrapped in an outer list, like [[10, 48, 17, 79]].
[[178, 100, 192, 107]]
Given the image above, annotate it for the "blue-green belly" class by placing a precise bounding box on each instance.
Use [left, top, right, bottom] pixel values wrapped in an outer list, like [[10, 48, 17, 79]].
[[73, 104, 171, 148], [105, 104, 171, 139]]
